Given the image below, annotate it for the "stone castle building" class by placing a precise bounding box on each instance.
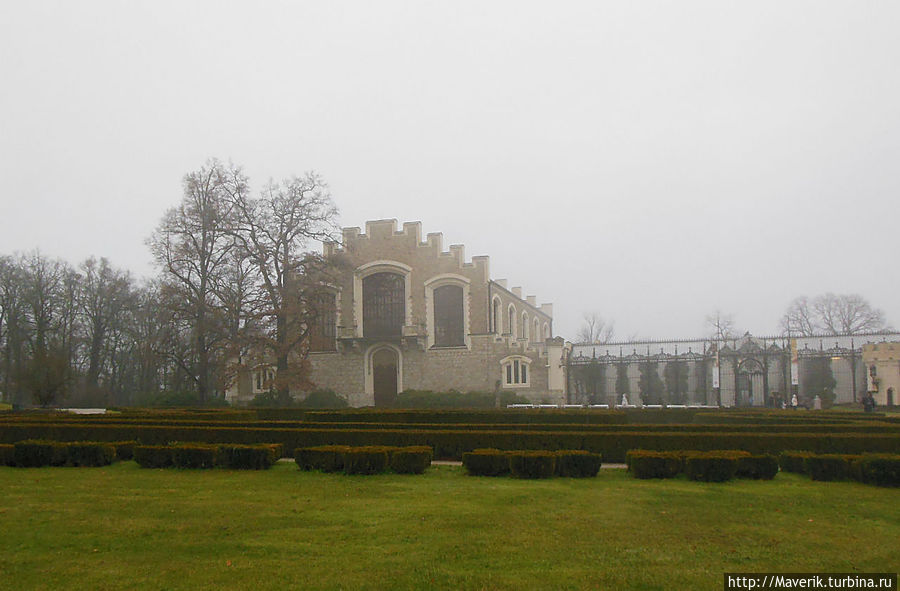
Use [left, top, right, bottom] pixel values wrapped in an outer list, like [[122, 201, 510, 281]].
[[226, 219, 566, 406]]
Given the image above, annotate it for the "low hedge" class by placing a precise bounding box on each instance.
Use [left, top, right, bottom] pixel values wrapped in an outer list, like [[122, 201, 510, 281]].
[[0, 444, 14, 466], [389, 446, 433, 475], [217, 444, 279, 470], [684, 451, 745, 482], [556, 450, 602, 478], [343, 446, 393, 475], [66, 442, 116, 467], [462, 449, 511, 476], [626, 450, 682, 479], [306, 409, 629, 425], [627, 449, 770, 482], [805, 454, 860, 481], [111, 441, 137, 461], [134, 445, 174, 469], [295, 445, 433, 475], [295, 445, 352, 472], [736, 455, 779, 480], [2, 422, 898, 462], [778, 451, 814, 474], [509, 451, 557, 479], [855, 455, 900, 487], [13, 440, 69, 467], [171, 445, 218, 469]]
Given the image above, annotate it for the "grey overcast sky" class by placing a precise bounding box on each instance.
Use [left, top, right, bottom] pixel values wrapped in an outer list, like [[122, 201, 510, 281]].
[[1, 1, 898, 341]]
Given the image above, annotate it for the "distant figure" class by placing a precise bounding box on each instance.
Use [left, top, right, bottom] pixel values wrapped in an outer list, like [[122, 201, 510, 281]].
[[622, 394, 629, 406], [791, 394, 798, 409], [813, 395, 822, 410], [863, 393, 876, 413]]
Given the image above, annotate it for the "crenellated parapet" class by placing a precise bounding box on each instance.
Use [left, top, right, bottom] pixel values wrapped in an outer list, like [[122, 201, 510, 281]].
[[324, 218, 493, 282]]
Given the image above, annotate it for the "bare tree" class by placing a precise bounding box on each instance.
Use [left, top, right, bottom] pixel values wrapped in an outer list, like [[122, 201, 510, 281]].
[[780, 296, 816, 336], [227, 173, 339, 396], [814, 293, 889, 335], [705, 309, 736, 342], [781, 293, 890, 336], [577, 311, 615, 344], [0, 256, 27, 404], [147, 160, 240, 402], [78, 257, 133, 394]]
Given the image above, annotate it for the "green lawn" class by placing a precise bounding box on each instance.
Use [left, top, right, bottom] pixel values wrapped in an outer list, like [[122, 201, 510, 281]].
[[0, 463, 897, 590]]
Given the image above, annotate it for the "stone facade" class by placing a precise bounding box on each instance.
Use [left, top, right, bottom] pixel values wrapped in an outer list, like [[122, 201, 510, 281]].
[[301, 219, 565, 407], [862, 342, 900, 407], [567, 333, 895, 408]]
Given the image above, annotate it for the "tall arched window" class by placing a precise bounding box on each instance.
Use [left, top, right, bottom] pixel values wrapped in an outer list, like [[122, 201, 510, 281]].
[[309, 292, 337, 352], [521, 312, 528, 340], [533, 318, 540, 343], [363, 272, 405, 338], [507, 305, 516, 338], [433, 284, 464, 347], [492, 297, 501, 335]]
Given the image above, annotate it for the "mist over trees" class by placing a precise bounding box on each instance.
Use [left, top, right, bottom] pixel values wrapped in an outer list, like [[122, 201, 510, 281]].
[[0, 160, 339, 408], [781, 294, 890, 336]]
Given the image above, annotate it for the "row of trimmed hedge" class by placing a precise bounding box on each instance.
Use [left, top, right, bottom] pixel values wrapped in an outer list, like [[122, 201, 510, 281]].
[[2, 423, 898, 462], [295, 445, 433, 475], [133, 443, 281, 469], [6, 418, 898, 435], [0, 440, 136, 467], [625, 450, 779, 482], [778, 451, 900, 486], [461, 449, 602, 479]]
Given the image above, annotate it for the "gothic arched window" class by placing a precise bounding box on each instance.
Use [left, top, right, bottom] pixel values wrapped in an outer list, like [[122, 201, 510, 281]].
[[492, 297, 501, 335], [363, 272, 405, 338], [309, 292, 337, 352], [433, 284, 464, 347]]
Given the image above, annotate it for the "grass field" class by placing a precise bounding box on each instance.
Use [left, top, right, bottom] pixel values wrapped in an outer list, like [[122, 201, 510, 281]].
[[0, 463, 897, 591]]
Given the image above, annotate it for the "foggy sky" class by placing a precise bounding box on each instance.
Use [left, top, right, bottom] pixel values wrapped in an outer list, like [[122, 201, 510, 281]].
[[1, 1, 898, 341]]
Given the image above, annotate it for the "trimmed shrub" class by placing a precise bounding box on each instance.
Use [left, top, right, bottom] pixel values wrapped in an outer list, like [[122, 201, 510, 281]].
[[0, 444, 14, 466], [626, 450, 682, 479], [66, 442, 116, 467], [736, 454, 779, 480], [134, 445, 174, 469], [855, 454, 900, 487], [555, 450, 602, 477], [2, 420, 899, 463], [343, 446, 393, 475], [805, 454, 858, 481], [779, 451, 814, 474], [389, 446, 433, 474], [295, 445, 351, 472], [13, 440, 67, 467], [684, 451, 741, 482], [111, 441, 137, 461], [509, 451, 557, 479], [171, 444, 218, 469], [217, 444, 278, 470], [462, 449, 511, 476], [300, 389, 349, 409]]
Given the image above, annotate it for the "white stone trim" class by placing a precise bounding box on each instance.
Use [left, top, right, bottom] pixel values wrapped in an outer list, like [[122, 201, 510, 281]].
[[364, 342, 403, 397], [354, 260, 412, 338], [500, 355, 531, 388], [424, 273, 471, 349]]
